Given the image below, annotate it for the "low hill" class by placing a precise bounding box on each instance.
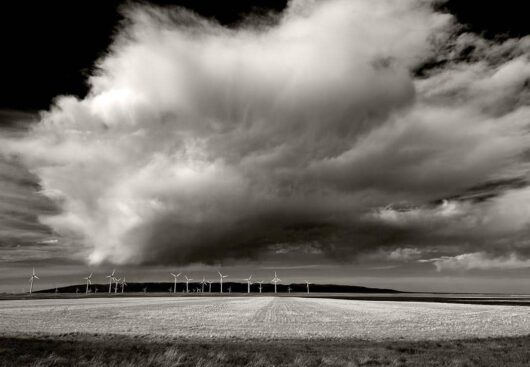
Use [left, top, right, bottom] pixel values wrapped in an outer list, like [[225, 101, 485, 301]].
[[36, 282, 401, 294]]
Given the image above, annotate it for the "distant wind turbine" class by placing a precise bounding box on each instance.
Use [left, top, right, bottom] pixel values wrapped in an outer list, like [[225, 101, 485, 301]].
[[184, 275, 193, 293], [106, 270, 115, 294], [218, 271, 228, 294], [287, 286, 291, 294], [257, 281, 264, 294], [120, 277, 127, 293], [305, 280, 311, 295], [29, 268, 39, 295], [244, 274, 253, 294], [114, 277, 120, 294], [272, 272, 281, 294], [207, 280, 212, 293], [170, 272, 181, 293], [200, 276, 206, 293], [83, 273, 93, 294]]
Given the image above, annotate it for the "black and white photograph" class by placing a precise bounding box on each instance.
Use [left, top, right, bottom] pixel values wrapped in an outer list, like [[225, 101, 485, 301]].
[[1, 0, 530, 365]]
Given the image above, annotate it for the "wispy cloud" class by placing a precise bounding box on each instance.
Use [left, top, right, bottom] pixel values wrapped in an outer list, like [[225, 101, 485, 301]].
[[419, 252, 530, 271]]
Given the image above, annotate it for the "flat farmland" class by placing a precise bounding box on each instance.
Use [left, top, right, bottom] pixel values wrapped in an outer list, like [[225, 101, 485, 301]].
[[1, 296, 529, 340]]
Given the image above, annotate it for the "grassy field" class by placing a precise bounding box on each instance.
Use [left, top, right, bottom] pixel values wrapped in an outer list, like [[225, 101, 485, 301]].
[[2, 296, 530, 366], [1, 296, 530, 340], [2, 333, 530, 366]]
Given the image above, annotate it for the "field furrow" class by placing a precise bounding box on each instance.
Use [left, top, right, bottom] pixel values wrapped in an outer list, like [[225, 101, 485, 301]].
[[1, 296, 529, 340]]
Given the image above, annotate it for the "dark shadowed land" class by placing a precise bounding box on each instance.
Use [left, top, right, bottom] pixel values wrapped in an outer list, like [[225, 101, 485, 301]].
[[1, 333, 530, 367], [34, 282, 402, 294], [3, 287, 530, 306]]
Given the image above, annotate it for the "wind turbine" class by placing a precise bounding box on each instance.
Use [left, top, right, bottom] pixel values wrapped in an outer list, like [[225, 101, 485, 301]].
[[29, 268, 39, 295], [114, 277, 120, 294], [170, 272, 181, 293], [218, 271, 228, 294], [272, 272, 281, 294], [257, 281, 263, 293], [106, 270, 115, 294], [184, 275, 193, 293], [200, 276, 206, 293], [207, 280, 212, 293], [244, 274, 253, 294], [120, 278, 127, 293], [287, 286, 291, 294], [305, 280, 311, 294], [83, 273, 93, 294]]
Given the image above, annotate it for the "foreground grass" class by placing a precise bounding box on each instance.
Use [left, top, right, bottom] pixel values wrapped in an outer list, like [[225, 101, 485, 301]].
[[1, 333, 530, 366]]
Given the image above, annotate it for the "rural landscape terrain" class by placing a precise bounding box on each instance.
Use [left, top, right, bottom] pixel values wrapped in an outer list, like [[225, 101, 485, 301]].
[[1, 0, 530, 365], [1, 294, 530, 366]]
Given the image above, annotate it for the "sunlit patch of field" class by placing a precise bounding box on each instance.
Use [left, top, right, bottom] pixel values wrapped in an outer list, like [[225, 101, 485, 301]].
[[1, 296, 529, 340]]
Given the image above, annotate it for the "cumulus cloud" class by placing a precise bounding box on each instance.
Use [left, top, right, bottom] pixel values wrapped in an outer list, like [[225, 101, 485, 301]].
[[1, 0, 530, 267]]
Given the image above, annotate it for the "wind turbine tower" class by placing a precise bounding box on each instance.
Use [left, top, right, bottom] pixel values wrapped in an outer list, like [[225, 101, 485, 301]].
[[184, 275, 193, 293], [121, 278, 127, 293], [114, 277, 120, 294], [257, 281, 263, 293], [201, 276, 206, 293], [170, 272, 181, 293], [83, 273, 93, 294], [106, 270, 115, 294], [305, 280, 311, 294], [218, 271, 228, 293], [244, 274, 253, 294], [272, 272, 281, 294], [29, 268, 39, 295]]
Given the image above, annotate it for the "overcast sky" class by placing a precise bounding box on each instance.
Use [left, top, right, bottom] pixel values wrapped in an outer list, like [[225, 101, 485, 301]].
[[1, 0, 530, 293]]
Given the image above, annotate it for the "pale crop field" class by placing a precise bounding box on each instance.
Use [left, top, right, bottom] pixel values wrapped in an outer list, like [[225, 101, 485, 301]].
[[0, 296, 529, 340]]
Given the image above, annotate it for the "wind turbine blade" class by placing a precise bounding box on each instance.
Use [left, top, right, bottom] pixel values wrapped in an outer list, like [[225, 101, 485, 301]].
[[170, 273, 176, 277], [218, 271, 222, 277], [176, 272, 181, 277], [34, 275, 39, 279]]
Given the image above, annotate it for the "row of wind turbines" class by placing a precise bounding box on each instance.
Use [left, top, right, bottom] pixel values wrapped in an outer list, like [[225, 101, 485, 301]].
[[28, 268, 312, 295]]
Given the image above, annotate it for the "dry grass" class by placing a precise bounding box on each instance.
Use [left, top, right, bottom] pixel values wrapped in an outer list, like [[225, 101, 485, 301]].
[[1, 333, 530, 366], [1, 296, 530, 340]]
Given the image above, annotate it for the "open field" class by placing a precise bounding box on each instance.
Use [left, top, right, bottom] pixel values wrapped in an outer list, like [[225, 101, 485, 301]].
[[6, 291, 530, 306], [1, 296, 530, 340]]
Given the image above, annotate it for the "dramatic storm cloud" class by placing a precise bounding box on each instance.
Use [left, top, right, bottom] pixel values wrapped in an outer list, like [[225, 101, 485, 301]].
[[2, 0, 530, 269]]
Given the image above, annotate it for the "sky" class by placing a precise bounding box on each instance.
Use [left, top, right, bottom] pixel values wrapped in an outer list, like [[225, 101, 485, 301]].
[[1, 0, 530, 293]]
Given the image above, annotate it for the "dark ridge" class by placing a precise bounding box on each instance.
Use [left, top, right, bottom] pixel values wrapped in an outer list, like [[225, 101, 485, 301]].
[[35, 282, 401, 294]]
